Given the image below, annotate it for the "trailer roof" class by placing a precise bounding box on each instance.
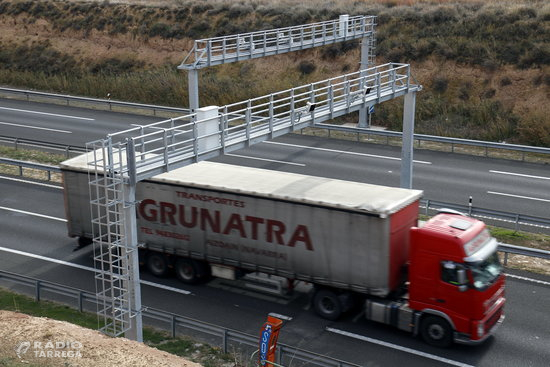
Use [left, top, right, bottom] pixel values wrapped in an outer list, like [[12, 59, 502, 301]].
[[61, 154, 422, 217]]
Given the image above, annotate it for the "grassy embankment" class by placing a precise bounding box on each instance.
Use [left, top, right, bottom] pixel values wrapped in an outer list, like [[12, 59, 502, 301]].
[[0, 0, 548, 146], [0, 287, 239, 367]]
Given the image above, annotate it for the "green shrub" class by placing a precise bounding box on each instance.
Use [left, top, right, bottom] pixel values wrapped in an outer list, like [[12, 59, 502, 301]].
[[298, 60, 316, 75]]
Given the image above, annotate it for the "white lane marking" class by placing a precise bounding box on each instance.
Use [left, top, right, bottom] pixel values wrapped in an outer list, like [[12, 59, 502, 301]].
[[490, 170, 550, 181], [326, 327, 474, 367], [264, 141, 432, 164], [0, 106, 94, 120], [0, 245, 192, 295], [506, 273, 550, 286], [0, 205, 66, 222], [0, 121, 72, 134], [268, 312, 293, 321], [0, 175, 62, 189], [139, 280, 191, 295], [487, 191, 550, 203], [226, 153, 306, 166]]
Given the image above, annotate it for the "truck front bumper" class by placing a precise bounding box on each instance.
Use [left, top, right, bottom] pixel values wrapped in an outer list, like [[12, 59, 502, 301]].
[[454, 314, 505, 345]]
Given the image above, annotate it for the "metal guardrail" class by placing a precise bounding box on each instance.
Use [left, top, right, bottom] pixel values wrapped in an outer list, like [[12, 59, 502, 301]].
[[314, 124, 550, 158], [0, 157, 549, 231], [498, 243, 550, 266], [420, 199, 550, 232], [0, 157, 61, 182], [0, 87, 189, 116], [0, 135, 86, 157], [0, 270, 361, 367]]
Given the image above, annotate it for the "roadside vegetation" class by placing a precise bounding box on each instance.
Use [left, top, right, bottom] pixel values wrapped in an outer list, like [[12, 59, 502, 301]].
[[0, 0, 548, 146], [0, 287, 239, 366]]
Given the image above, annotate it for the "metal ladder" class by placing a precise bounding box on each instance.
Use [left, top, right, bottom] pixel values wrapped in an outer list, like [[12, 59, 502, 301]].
[[87, 139, 137, 338]]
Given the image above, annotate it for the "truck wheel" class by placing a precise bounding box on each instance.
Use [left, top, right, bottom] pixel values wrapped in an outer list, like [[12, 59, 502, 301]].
[[313, 289, 342, 321], [77, 237, 93, 248], [175, 258, 201, 284], [146, 253, 169, 277], [421, 316, 453, 347]]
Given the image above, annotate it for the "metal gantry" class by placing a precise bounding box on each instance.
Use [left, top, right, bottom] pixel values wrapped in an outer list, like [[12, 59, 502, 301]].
[[178, 15, 377, 111], [88, 62, 420, 340]]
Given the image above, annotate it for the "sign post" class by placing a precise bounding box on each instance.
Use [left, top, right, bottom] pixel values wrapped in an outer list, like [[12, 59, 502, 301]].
[[258, 316, 283, 366]]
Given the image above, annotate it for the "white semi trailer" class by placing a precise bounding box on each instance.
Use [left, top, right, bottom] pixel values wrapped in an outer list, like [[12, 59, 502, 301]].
[[61, 156, 505, 346]]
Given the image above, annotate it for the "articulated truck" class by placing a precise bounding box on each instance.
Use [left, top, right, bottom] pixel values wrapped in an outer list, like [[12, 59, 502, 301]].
[[60, 155, 505, 347]]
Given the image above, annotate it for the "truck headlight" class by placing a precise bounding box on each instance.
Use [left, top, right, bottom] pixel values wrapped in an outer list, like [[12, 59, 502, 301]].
[[477, 323, 484, 337]]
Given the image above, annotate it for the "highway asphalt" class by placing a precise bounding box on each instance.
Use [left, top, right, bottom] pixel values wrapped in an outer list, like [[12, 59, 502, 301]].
[[0, 97, 549, 221], [1, 170, 550, 367], [1, 97, 550, 366]]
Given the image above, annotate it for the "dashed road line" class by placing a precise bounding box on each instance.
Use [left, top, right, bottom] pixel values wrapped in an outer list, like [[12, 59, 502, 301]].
[[0, 121, 72, 134], [0, 106, 94, 120]]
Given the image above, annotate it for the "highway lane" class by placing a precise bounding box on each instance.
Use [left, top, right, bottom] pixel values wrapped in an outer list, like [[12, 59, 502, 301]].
[[211, 135, 550, 219], [1, 97, 549, 221], [1, 176, 550, 366], [0, 98, 165, 146]]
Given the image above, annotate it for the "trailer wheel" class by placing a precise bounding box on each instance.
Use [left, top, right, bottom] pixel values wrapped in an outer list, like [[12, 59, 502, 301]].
[[146, 253, 169, 277], [77, 237, 93, 249], [420, 316, 453, 347], [175, 258, 211, 284], [313, 289, 342, 321]]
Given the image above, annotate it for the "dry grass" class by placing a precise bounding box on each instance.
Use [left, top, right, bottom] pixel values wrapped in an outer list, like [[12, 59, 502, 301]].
[[0, 0, 548, 146]]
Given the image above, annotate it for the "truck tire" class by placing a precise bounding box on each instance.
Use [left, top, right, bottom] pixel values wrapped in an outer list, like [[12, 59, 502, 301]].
[[77, 237, 93, 249], [420, 316, 453, 347], [146, 253, 169, 277], [175, 258, 202, 284], [313, 289, 342, 321]]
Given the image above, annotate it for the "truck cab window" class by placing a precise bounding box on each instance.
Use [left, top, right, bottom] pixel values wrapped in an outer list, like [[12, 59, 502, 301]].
[[441, 261, 459, 285]]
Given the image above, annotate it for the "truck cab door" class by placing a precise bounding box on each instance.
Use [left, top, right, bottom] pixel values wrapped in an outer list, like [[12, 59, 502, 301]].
[[436, 262, 471, 322]]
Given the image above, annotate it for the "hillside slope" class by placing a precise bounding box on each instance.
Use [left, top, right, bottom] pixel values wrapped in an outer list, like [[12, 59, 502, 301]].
[[0, 0, 548, 146]]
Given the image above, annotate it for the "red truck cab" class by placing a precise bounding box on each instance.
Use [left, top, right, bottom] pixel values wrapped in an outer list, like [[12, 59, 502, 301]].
[[409, 211, 505, 346]]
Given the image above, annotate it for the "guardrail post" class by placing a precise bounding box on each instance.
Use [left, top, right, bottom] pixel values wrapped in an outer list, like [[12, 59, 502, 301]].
[[276, 346, 282, 364], [171, 315, 176, 338], [65, 146, 70, 158], [78, 291, 83, 312], [47, 170, 51, 181], [19, 165, 23, 177], [222, 329, 228, 354], [14, 138, 19, 150], [35, 281, 41, 302], [425, 199, 430, 215], [515, 214, 520, 232], [503, 252, 509, 266]]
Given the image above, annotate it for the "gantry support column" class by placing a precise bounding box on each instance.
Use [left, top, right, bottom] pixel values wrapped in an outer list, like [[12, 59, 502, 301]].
[[400, 92, 416, 189], [358, 37, 371, 128], [123, 140, 143, 342], [188, 69, 199, 112]]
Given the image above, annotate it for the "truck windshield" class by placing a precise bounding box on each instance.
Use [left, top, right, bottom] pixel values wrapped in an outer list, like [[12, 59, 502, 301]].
[[467, 252, 502, 291]]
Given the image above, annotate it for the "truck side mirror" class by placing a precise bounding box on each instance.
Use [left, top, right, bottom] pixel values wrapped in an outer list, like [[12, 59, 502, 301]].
[[457, 269, 468, 292]]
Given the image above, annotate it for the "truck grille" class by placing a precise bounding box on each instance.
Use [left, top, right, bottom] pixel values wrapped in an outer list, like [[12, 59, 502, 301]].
[[485, 305, 503, 333]]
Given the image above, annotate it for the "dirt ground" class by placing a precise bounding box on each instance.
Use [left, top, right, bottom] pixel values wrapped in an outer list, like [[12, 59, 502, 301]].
[[0, 310, 202, 367]]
